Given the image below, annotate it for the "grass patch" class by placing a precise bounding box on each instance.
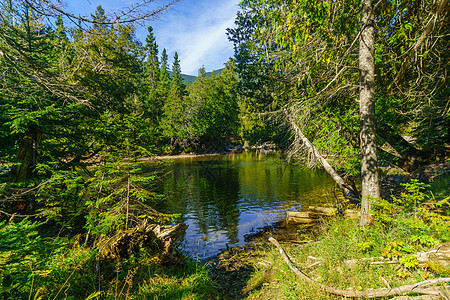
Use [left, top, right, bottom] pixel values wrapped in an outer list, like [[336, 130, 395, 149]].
[[242, 178, 449, 299]]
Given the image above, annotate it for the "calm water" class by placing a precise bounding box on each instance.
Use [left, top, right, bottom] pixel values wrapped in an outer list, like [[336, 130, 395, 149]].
[[153, 151, 335, 258]]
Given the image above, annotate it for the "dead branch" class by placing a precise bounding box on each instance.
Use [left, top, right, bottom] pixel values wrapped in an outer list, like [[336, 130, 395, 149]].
[[394, 0, 448, 85], [24, 0, 180, 26], [0, 210, 42, 218], [0, 173, 75, 202], [268, 237, 450, 298], [286, 110, 356, 198]]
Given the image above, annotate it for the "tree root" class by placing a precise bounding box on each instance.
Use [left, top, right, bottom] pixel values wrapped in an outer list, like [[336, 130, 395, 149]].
[[98, 221, 188, 265], [268, 237, 450, 298]]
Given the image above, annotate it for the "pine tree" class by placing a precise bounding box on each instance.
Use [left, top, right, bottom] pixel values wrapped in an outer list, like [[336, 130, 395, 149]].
[[158, 48, 171, 97], [161, 52, 188, 146], [141, 26, 161, 121], [92, 5, 108, 30], [143, 26, 159, 88]]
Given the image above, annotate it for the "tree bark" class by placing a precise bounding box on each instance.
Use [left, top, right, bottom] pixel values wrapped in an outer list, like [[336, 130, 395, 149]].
[[359, 0, 379, 226], [10, 125, 42, 183], [8, 125, 42, 214]]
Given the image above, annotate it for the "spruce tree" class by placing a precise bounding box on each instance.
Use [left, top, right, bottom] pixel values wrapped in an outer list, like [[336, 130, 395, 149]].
[[142, 26, 161, 121], [161, 52, 188, 146], [144, 26, 159, 88], [158, 48, 171, 96]]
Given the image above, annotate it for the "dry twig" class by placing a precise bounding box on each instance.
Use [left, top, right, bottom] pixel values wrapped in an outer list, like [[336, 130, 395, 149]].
[[268, 237, 450, 298]]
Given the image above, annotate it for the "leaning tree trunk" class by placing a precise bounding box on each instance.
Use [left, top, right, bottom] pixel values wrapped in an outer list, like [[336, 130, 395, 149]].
[[359, 0, 380, 226], [287, 112, 356, 198]]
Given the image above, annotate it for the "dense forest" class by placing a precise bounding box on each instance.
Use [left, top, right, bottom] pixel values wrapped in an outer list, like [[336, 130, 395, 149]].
[[0, 0, 449, 299]]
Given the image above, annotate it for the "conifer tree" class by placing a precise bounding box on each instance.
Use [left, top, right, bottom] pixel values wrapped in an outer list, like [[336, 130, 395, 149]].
[[143, 26, 159, 88], [158, 48, 171, 96], [141, 26, 161, 121], [187, 62, 239, 145], [161, 52, 188, 146], [170, 52, 186, 95]]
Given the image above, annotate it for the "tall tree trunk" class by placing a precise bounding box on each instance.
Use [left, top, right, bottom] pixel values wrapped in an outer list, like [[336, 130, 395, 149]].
[[10, 125, 42, 183], [359, 0, 379, 226], [9, 125, 42, 214]]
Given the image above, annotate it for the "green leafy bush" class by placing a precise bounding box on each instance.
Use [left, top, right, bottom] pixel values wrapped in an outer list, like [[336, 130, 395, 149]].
[[373, 179, 449, 247]]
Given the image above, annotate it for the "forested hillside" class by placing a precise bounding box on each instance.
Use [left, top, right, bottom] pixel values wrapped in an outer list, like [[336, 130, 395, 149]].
[[0, 2, 239, 297]]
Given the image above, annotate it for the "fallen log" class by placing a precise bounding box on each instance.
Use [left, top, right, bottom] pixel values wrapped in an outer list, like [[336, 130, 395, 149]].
[[308, 206, 336, 217], [268, 236, 450, 298], [392, 292, 448, 299], [342, 243, 450, 269], [286, 211, 316, 225], [286, 206, 361, 225], [97, 221, 188, 265]]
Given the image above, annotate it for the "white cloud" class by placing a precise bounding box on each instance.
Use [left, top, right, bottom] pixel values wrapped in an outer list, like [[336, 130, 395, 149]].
[[149, 0, 239, 75], [66, 0, 240, 75]]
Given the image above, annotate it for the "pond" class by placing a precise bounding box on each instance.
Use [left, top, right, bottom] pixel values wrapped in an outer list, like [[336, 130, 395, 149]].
[[153, 151, 336, 258]]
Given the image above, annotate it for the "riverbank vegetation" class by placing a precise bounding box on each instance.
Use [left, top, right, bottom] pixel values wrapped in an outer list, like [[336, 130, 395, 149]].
[[211, 177, 449, 299], [1, 0, 449, 299]]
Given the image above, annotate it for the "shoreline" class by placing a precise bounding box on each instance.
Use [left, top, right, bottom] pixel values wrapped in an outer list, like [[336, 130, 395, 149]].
[[137, 152, 225, 161], [136, 143, 280, 162]]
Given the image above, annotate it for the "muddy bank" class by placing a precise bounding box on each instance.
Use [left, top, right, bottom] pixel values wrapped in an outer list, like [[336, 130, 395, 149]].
[[205, 243, 265, 299], [204, 219, 318, 299]]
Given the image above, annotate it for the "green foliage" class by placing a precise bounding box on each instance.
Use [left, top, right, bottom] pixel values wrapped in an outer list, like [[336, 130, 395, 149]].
[[160, 52, 190, 145], [187, 61, 240, 145], [400, 255, 419, 269], [80, 159, 169, 234], [230, 0, 449, 177], [381, 241, 413, 259], [161, 60, 241, 151], [373, 179, 449, 248], [0, 219, 44, 296], [0, 3, 227, 299], [0, 219, 96, 299], [0, 219, 215, 299], [355, 241, 373, 253]]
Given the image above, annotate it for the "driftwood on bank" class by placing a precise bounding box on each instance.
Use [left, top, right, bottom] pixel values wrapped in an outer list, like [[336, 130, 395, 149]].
[[341, 243, 450, 269], [286, 206, 361, 225], [301, 244, 450, 280], [97, 221, 188, 265], [268, 237, 450, 299]]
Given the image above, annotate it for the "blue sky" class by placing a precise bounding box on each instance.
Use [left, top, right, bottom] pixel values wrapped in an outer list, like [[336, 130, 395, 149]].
[[66, 0, 240, 75]]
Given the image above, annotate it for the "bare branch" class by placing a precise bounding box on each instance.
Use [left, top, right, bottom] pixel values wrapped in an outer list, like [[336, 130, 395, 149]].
[[23, 0, 180, 26], [269, 236, 450, 299], [394, 0, 448, 84]]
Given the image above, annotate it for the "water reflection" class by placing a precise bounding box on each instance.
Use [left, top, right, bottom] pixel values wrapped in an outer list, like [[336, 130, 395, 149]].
[[153, 151, 335, 257]]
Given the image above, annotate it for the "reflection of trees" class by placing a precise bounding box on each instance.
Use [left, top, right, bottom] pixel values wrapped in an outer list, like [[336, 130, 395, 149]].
[[158, 159, 241, 244], [237, 151, 335, 208], [151, 152, 336, 248]]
